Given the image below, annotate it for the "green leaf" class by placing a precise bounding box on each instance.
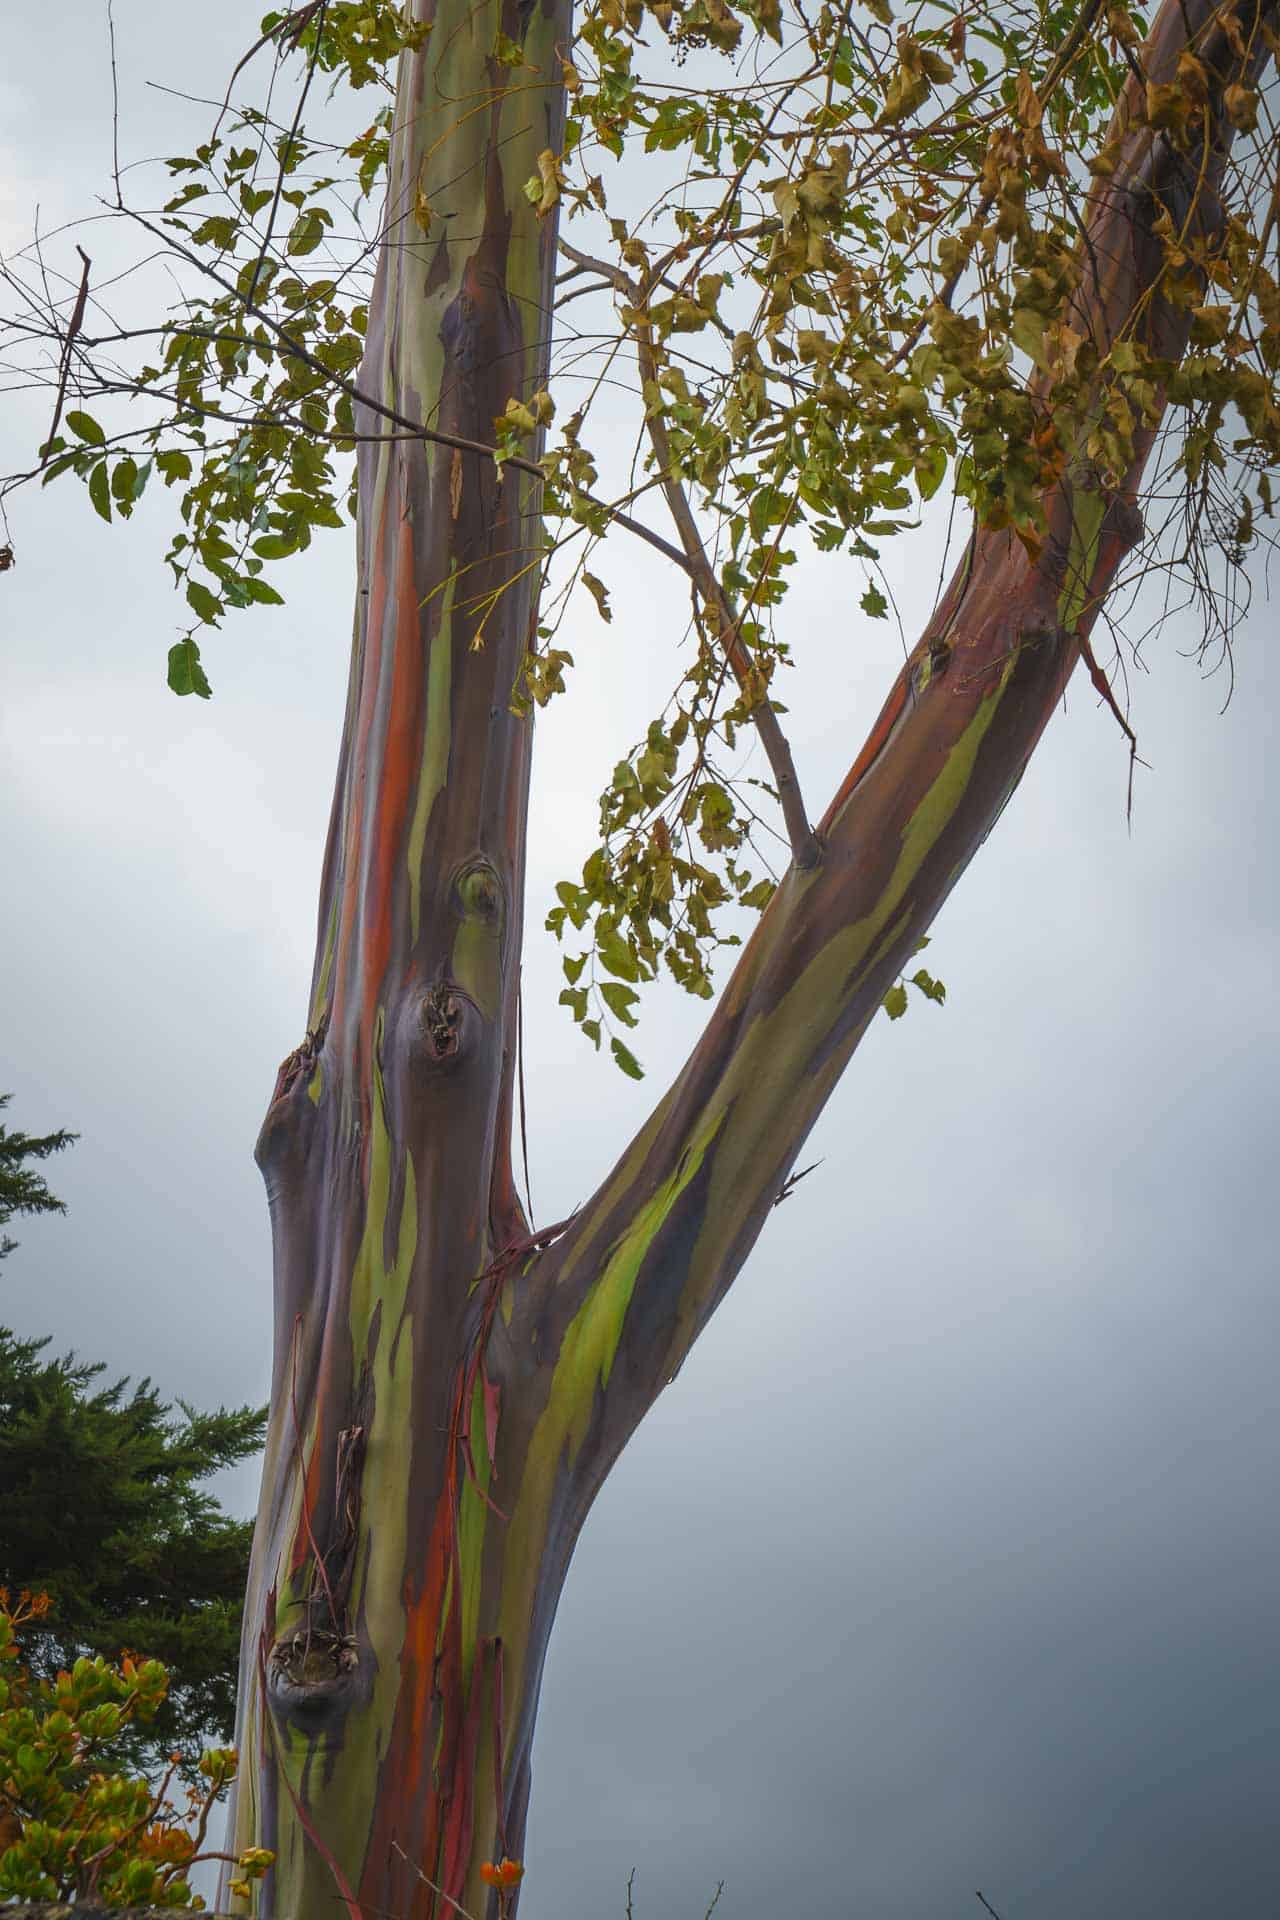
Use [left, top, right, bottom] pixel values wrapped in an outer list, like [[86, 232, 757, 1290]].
[[491, 28, 525, 64], [252, 534, 297, 560], [111, 458, 139, 515], [558, 985, 588, 1021], [910, 967, 947, 1005], [87, 462, 111, 522], [287, 209, 325, 257], [916, 444, 948, 501], [244, 577, 285, 605], [860, 583, 888, 619], [597, 924, 640, 981], [186, 579, 223, 624], [610, 1036, 644, 1079], [66, 410, 106, 445], [156, 450, 193, 486], [600, 981, 639, 1027], [167, 637, 213, 699], [882, 983, 908, 1020]]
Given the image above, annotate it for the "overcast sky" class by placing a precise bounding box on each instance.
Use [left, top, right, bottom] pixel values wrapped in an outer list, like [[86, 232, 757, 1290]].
[[2, 7, 1278, 1919]]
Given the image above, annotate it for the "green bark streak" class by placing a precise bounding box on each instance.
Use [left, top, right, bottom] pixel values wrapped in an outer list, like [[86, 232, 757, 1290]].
[[310, 896, 338, 1030], [407, 587, 456, 941], [496, 1111, 723, 1635], [451, 866, 506, 1018], [1057, 487, 1107, 631]]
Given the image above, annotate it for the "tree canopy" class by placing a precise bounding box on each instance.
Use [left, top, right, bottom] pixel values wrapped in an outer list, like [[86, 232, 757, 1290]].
[[3, 0, 1276, 1067]]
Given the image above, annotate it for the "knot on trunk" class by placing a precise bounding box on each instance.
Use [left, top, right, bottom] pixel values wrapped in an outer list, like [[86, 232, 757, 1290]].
[[266, 1626, 361, 1726], [421, 981, 471, 1062], [255, 1013, 328, 1170]]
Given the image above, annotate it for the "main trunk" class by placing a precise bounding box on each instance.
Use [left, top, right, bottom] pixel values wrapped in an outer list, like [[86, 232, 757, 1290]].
[[223, 2, 570, 1914], [224, 1, 1272, 1915]]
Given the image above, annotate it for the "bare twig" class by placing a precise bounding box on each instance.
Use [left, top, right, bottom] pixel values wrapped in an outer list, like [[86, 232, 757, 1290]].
[[244, 0, 329, 308], [213, 0, 325, 138], [516, 969, 533, 1225], [391, 1840, 481, 1920], [976, 1892, 1006, 1920], [1077, 626, 1143, 821], [772, 1159, 822, 1206], [106, 0, 122, 208], [40, 246, 91, 458]]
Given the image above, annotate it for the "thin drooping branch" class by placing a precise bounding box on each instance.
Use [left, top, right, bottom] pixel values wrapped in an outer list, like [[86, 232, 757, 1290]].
[[559, 234, 821, 869]]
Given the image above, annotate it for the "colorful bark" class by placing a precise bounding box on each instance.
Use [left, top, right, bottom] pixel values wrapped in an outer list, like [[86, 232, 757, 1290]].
[[226, 0, 1274, 1916], [224, 0, 570, 1912]]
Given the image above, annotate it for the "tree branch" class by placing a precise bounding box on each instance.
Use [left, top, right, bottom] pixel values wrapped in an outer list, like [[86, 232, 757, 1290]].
[[518, 0, 1276, 1488], [86, 207, 690, 577]]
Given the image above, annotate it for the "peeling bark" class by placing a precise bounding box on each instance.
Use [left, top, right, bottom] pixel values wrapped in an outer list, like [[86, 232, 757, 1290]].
[[224, 1, 1276, 1916]]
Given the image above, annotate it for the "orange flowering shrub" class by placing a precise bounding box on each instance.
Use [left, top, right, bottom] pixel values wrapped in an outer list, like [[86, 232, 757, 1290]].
[[0, 1589, 272, 1909]]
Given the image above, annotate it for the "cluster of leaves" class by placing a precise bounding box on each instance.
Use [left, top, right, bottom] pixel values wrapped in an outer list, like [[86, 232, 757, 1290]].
[[881, 935, 947, 1020], [2, 0, 1277, 1065], [0, 1589, 272, 1909], [513, 0, 1277, 1058], [30, 4, 432, 696], [545, 712, 784, 1075]]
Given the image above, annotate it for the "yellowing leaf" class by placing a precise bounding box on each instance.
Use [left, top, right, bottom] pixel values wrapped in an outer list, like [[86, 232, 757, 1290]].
[[581, 570, 612, 622], [526, 149, 564, 218]]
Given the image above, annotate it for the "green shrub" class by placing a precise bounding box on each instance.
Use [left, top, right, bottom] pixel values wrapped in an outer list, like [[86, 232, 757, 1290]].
[[0, 1590, 271, 1909]]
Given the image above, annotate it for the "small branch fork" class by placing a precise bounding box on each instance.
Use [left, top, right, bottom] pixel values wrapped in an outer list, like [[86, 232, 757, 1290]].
[[559, 236, 820, 871]]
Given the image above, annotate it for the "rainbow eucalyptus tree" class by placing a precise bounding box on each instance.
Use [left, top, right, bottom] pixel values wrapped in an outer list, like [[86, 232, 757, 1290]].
[[3, 0, 1277, 1912]]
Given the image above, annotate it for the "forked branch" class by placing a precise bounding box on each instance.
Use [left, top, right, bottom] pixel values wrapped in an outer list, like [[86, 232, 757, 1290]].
[[526, 0, 1277, 1481]]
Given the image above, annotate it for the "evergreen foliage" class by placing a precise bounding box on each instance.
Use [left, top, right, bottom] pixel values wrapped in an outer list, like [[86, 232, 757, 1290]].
[[0, 1096, 78, 1264], [0, 1332, 266, 1774]]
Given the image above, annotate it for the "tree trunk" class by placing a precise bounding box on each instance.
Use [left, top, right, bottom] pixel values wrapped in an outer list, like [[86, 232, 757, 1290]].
[[223, 1, 1274, 1915]]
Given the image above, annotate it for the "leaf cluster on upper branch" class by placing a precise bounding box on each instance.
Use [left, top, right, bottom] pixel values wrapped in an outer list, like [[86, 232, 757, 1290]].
[[1, 0, 1277, 1064]]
